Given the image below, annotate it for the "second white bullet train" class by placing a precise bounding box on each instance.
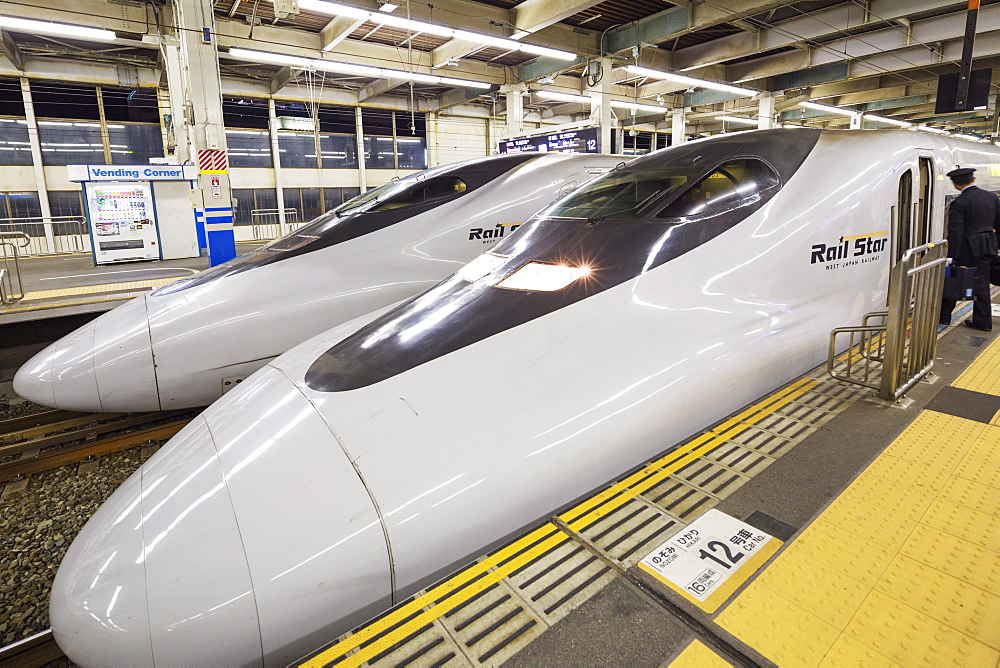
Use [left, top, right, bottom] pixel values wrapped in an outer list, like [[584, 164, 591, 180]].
[[50, 129, 997, 666], [13, 152, 622, 412]]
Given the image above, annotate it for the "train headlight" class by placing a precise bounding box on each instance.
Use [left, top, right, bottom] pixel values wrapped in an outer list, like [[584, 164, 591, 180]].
[[457, 253, 508, 282], [496, 262, 591, 292]]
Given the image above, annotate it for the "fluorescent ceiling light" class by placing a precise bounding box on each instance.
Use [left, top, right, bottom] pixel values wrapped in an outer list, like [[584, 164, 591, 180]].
[[228, 48, 492, 89], [0, 15, 115, 41], [612, 100, 668, 114], [378, 1, 399, 12], [864, 114, 912, 128], [538, 90, 590, 104], [716, 115, 757, 125], [798, 101, 856, 117], [297, 0, 575, 59], [538, 91, 667, 114], [622, 65, 756, 98]]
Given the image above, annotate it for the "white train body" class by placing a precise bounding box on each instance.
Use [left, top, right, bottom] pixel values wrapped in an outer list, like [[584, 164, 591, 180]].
[[49, 130, 1000, 666], [13, 152, 622, 412]]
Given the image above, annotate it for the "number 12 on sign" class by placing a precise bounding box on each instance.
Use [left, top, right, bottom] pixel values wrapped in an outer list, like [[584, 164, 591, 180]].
[[638, 509, 782, 613]]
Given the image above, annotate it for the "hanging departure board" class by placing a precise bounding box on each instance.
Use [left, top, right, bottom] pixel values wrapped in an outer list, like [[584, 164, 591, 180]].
[[499, 127, 600, 154]]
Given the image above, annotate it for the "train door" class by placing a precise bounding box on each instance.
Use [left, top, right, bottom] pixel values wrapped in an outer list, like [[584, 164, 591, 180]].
[[915, 157, 934, 246], [893, 169, 913, 263]]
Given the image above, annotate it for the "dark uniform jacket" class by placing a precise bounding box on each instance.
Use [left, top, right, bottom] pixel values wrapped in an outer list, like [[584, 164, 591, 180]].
[[947, 184, 1000, 265]]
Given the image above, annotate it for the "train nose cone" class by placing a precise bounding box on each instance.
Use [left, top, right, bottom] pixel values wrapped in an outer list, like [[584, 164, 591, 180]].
[[52, 416, 264, 666], [13, 297, 160, 412], [49, 468, 154, 665]]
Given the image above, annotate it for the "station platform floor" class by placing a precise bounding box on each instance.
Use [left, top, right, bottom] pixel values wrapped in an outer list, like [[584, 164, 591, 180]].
[[0, 241, 263, 324], [296, 302, 1000, 668]]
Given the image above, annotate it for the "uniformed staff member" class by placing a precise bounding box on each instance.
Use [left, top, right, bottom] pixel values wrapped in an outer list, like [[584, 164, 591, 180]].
[[940, 167, 1000, 331]]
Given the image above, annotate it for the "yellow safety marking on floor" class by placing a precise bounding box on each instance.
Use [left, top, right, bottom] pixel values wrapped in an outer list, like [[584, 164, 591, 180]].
[[953, 333, 1000, 395], [939, 476, 1000, 517], [818, 635, 900, 668], [0, 292, 149, 314], [715, 581, 841, 666], [20, 277, 179, 301], [559, 378, 817, 531], [844, 591, 998, 666], [300, 524, 568, 668], [875, 554, 1000, 650], [715, 407, 1000, 666], [668, 640, 732, 668]]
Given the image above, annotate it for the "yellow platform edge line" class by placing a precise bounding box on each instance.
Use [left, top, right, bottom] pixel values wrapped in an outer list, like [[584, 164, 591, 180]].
[[20, 277, 178, 301]]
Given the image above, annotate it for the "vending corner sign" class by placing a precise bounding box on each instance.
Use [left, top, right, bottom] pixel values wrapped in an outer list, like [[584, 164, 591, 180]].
[[638, 509, 782, 613], [67, 164, 199, 182]]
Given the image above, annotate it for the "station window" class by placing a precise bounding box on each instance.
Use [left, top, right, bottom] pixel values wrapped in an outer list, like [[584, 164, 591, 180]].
[[102, 88, 159, 124], [108, 124, 164, 165], [223, 97, 270, 130], [656, 159, 780, 220], [0, 117, 32, 166], [363, 136, 396, 169], [37, 122, 104, 166], [226, 129, 272, 168], [0, 77, 24, 117], [0, 192, 41, 219], [277, 131, 318, 168], [231, 188, 278, 225], [283, 188, 324, 223], [47, 191, 84, 218], [319, 134, 357, 168]]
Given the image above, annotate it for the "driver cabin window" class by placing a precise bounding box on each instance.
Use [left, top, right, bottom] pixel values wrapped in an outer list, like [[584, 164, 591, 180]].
[[370, 176, 467, 212], [657, 159, 780, 220]]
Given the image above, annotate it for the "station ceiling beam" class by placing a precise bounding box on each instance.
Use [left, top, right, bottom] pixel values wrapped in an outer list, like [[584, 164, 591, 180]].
[[511, 0, 603, 38], [673, 0, 965, 72], [731, 6, 1000, 83], [0, 29, 24, 71]]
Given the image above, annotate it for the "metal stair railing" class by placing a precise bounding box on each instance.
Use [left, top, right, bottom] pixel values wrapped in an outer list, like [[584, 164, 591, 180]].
[[828, 240, 948, 402], [0, 231, 30, 304]]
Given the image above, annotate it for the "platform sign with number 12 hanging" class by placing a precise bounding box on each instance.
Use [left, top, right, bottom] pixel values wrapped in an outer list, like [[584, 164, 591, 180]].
[[638, 509, 782, 612]]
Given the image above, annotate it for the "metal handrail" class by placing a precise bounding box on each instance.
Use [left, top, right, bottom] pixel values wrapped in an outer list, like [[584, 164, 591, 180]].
[[828, 240, 948, 401], [0, 231, 29, 303], [248, 208, 301, 241], [0, 216, 88, 256]]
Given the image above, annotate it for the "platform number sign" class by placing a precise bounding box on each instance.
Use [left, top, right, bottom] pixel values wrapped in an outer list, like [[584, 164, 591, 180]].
[[638, 509, 782, 613]]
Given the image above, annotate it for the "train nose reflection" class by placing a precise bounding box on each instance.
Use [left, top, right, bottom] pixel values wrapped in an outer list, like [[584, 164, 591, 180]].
[[13, 297, 160, 412]]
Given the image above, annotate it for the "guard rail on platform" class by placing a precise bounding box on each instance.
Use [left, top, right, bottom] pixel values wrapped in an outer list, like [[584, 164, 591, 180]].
[[0, 231, 29, 303], [248, 208, 302, 240], [828, 240, 948, 402], [0, 216, 88, 256]]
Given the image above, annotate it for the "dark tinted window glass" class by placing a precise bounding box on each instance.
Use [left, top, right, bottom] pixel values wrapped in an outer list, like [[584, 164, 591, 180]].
[[223, 97, 270, 129], [103, 88, 158, 123], [232, 189, 254, 225], [545, 167, 700, 220], [369, 176, 466, 211], [278, 131, 317, 168], [364, 136, 395, 168], [362, 109, 394, 136], [320, 133, 357, 168], [226, 129, 272, 167], [318, 104, 355, 134], [0, 78, 24, 116], [0, 119, 31, 165], [108, 124, 164, 164], [38, 123, 104, 165], [657, 159, 780, 219], [31, 81, 100, 120], [397, 137, 427, 169]]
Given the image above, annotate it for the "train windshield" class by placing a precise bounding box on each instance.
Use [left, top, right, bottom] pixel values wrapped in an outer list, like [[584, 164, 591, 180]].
[[543, 167, 701, 220], [151, 154, 535, 297]]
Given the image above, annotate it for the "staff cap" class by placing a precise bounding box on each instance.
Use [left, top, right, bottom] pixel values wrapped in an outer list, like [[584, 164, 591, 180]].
[[947, 167, 975, 179]]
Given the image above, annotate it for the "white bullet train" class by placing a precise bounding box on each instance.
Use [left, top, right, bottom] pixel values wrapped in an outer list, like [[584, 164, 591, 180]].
[[49, 129, 999, 666], [13, 152, 622, 412]]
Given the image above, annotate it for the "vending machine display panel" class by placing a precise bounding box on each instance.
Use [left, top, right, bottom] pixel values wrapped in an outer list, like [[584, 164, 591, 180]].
[[84, 181, 161, 264]]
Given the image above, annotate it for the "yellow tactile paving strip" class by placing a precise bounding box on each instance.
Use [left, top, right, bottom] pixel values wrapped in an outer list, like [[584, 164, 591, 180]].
[[19, 277, 178, 301], [670, 640, 732, 667], [713, 408, 1000, 667], [954, 332, 1000, 395]]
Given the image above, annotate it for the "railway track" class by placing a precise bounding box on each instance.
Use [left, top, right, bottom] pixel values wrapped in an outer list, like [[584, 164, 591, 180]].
[[0, 629, 63, 668], [0, 409, 197, 484]]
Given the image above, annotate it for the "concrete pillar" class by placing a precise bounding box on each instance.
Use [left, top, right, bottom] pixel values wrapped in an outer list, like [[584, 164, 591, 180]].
[[268, 98, 288, 235], [19, 78, 54, 253], [757, 93, 777, 129], [671, 108, 688, 145], [426, 111, 439, 167], [163, 0, 234, 265], [505, 87, 524, 138], [850, 113, 863, 129], [355, 107, 367, 192], [587, 58, 614, 154]]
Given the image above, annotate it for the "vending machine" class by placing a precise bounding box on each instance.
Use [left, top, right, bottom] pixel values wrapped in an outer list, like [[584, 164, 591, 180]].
[[68, 164, 201, 266], [84, 181, 160, 263]]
